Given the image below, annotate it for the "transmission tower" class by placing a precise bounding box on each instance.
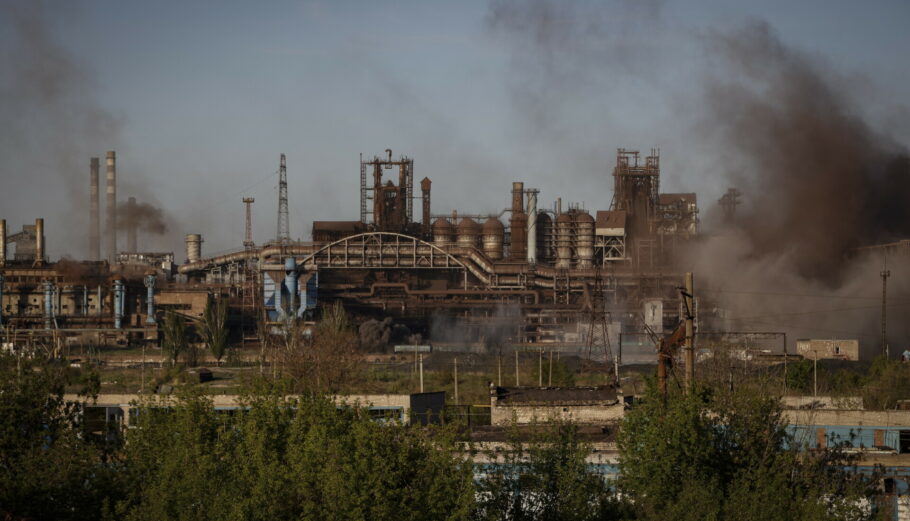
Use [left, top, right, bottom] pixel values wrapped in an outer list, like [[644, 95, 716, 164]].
[[277, 153, 289, 242], [242, 197, 255, 248], [718, 188, 742, 224]]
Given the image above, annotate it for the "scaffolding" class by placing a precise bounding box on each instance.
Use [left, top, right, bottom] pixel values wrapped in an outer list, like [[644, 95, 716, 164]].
[[611, 148, 660, 237]]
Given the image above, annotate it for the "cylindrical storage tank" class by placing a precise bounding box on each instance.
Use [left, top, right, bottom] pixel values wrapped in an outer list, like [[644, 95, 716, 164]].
[[555, 213, 573, 269], [432, 218, 455, 248], [457, 217, 481, 249], [35, 218, 45, 265], [482, 218, 505, 260], [575, 211, 595, 269], [536, 212, 552, 263], [185, 233, 203, 263]]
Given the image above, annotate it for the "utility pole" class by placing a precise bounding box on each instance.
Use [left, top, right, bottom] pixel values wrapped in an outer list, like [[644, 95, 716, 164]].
[[548, 350, 553, 387], [419, 353, 424, 393], [515, 350, 520, 387], [813, 350, 818, 397], [277, 154, 289, 242], [881, 269, 890, 358], [453, 357, 459, 405], [497, 354, 502, 386], [683, 272, 696, 393], [243, 197, 255, 248], [538, 350, 543, 387]]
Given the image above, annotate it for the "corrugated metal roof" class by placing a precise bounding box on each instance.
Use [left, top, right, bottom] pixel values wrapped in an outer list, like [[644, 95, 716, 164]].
[[595, 210, 626, 229], [495, 386, 618, 406]]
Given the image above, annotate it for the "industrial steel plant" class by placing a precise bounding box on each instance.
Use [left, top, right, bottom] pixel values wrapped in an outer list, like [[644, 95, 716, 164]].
[[0, 147, 703, 364]]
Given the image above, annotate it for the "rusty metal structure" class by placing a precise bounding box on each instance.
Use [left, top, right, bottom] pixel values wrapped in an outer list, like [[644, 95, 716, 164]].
[[170, 148, 699, 352], [0, 148, 700, 357]]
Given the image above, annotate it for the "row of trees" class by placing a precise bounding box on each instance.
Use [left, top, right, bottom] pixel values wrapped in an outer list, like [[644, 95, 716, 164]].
[[0, 350, 890, 521]]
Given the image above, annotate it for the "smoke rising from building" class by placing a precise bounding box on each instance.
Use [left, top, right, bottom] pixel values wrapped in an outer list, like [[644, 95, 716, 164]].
[[0, 3, 122, 258], [118, 199, 169, 236], [689, 20, 910, 355], [701, 20, 910, 284]]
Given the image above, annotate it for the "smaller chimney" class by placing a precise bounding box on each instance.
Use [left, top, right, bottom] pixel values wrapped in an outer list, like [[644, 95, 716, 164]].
[[34, 218, 45, 266], [106, 151, 116, 262]]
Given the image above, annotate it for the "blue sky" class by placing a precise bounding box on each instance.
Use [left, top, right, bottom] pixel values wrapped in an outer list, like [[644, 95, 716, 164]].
[[1, 0, 908, 258]]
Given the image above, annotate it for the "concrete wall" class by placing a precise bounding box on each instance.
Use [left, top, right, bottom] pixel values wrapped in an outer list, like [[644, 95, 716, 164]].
[[796, 339, 860, 361], [491, 403, 625, 425]]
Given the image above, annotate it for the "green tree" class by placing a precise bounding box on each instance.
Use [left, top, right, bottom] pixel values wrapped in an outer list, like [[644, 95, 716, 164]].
[[474, 421, 623, 521], [162, 309, 188, 366], [0, 353, 122, 521], [785, 358, 814, 393], [281, 301, 363, 393], [117, 384, 475, 521], [200, 296, 229, 364], [617, 384, 881, 521], [861, 356, 910, 410]]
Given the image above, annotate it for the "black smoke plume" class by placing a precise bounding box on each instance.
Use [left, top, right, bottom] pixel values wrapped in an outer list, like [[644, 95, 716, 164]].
[[702, 20, 910, 285], [118, 199, 168, 235]]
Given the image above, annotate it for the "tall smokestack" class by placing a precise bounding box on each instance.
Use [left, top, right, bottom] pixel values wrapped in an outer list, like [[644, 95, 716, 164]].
[[34, 218, 44, 266], [106, 151, 116, 262], [89, 157, 100, 260], [421, 177, 432, 234], [0, 219, 6, 267], [126, 196, 138, 252], [527, 189, 538, 264]]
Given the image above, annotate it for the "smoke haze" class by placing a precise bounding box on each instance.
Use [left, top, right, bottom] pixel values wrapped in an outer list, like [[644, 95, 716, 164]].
[[688, 20, 910, 355]]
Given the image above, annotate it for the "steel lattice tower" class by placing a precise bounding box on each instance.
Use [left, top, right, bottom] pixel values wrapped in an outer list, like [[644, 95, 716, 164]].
[[277, 153, 289, 241]]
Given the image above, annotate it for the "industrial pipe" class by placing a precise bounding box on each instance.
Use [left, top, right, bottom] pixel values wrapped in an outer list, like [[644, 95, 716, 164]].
[[34, 218, 45, 266], [527, 190, 538, 265], [44, 280, 54, 330], [106, 151, 116, 262], [82, 286, 88, 316], [113, 279, 124, 329], [144, 274, 156, 324], [274, 274, 285, 320], [285, 257, 298, 318]]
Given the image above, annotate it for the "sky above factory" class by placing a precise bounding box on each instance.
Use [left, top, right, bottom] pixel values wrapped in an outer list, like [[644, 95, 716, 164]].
[[1, 0, 909, 259]]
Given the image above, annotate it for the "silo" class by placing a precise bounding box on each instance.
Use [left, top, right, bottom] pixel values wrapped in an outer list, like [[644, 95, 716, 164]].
[[575, 211, 595, 269], [185, 234, 203, 263], [457, 217, 481, 249], [432, 218, 455, 248], [555, 213, 573, 269], [536, 212, 553, 263], [482, 217, 505, 260]]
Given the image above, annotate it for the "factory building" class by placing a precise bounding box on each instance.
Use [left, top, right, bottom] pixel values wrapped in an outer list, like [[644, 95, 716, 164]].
[[1, 148, 699, 355]]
